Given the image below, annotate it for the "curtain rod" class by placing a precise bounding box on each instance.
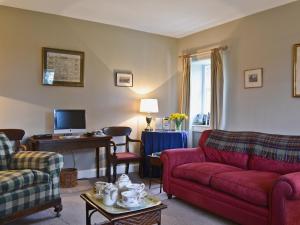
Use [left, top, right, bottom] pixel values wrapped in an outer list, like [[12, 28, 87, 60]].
[[179, 45, 228, 58]]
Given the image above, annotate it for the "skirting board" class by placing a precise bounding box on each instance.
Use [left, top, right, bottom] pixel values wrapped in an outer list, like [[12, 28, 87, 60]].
[[77, 164, 139, 179]]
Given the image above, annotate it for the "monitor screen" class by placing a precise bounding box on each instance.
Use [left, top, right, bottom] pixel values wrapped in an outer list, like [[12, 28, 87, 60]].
[[54, 109, 86, 134]]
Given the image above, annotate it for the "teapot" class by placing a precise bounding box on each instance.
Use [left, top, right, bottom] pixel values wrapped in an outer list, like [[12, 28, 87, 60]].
[[116, 174, 132, 192], [102, 183, 118, 206]]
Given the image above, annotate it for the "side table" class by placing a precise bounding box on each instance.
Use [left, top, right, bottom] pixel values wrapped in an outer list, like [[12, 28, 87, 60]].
[[147, 155, 163, 193], [142, 131, 188, 177]]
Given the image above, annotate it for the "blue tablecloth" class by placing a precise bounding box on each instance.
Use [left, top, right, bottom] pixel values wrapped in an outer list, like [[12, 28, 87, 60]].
[[142, 131, 188, 177]]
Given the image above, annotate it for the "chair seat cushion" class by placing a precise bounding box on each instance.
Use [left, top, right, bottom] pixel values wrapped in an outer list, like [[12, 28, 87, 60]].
[[211, 170, 280, 207], [115, 152, 141, 161], [173, 162, 243, 186], [0, 169, 50, 194]]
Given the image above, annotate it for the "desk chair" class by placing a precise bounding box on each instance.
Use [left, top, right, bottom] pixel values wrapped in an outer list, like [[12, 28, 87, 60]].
[[0, 129, 26, 151], [102, 127, 144, 182]]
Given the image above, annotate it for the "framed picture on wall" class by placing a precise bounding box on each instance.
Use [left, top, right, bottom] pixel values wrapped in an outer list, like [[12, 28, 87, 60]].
[[244, 68, 263, 88], [293, 43, 300, 97], [42, 47, 84, 87], [115, 72, 133, 87]]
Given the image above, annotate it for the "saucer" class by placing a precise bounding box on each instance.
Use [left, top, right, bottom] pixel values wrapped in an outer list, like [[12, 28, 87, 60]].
[[116, 200, 141, 209]]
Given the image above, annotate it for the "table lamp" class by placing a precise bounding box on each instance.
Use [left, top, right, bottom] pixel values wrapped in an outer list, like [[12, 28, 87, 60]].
[[140, 99, 158, 131]]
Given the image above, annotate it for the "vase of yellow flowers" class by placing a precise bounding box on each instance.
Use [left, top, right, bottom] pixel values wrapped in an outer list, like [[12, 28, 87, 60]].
[[169, 113, 188, 131]]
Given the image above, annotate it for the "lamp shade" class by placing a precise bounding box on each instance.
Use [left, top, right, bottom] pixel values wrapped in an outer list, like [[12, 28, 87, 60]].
[[140, 99, 158, 113]]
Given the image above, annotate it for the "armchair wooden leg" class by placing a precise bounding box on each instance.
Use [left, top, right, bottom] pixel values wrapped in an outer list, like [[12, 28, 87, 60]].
[[54, 203, 63, 217], [125, 163, 129, 174]]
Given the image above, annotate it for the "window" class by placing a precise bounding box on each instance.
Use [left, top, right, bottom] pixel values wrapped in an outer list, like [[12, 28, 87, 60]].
[[190, 56, 211, 126]]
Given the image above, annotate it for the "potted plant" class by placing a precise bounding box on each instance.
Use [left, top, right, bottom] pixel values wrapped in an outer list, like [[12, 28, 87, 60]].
[[169, 113, 188, 131]]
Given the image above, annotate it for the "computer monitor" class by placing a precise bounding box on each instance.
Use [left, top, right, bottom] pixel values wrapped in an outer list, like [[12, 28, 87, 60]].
[[54, 109, 86, 134]]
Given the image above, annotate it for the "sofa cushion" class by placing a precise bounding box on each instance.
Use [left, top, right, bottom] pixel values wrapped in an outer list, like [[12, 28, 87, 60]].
[[0, 133, 13, 170], [0, 169, 50, 194], [200, 130, 251, 169], [173, 162, 243, 186], [249, 156, 300, 175], [211, 170, 280, 207]]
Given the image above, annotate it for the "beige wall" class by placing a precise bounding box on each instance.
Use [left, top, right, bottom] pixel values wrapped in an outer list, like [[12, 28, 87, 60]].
[[2, 1, 300, 175], [0, 6, 178, 174], [179, 1, 300, 135]]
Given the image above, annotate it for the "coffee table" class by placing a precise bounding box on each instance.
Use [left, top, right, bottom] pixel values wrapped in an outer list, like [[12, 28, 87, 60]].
[[80, 192, 167, 225]]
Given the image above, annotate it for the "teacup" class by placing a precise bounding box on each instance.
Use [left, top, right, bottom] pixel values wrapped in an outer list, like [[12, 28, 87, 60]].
[[95, 181, 108, 196], [127, 183, 145, 193], [121, 191, 140, 207]]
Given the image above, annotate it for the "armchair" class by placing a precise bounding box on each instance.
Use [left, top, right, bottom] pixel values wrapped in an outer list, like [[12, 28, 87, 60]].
[[0, 129, 63, 224], [102, 127, 144, 182]]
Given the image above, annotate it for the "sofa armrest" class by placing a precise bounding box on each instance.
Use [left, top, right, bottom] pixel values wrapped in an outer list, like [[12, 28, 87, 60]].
[[271, 172, 300, 225], [10, 151, 64, 177], [277, 172, 300, 199], [160, 147, 205, 193]]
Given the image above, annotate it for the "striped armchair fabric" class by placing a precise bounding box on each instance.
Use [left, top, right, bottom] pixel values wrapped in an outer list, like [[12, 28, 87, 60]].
[[10, 151, 64, 198], [0, 133, 63, 223]]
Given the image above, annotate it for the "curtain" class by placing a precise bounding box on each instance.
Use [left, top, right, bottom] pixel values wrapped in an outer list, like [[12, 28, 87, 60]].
[[210, 48, 224, 129], [179, 56, 190, 130]]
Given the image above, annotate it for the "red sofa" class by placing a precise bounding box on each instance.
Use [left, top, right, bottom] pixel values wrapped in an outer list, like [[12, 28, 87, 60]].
[[161, 130, 300, 225]]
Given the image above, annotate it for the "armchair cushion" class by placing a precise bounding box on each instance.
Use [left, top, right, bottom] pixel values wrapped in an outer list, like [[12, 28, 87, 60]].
[[0, 133, 13, 170], [0, 169, 50, 194], [10, 151, 63, 176]]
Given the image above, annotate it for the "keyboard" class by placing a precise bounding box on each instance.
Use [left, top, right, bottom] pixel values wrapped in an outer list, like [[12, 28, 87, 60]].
[[60, 135, 81, 139]]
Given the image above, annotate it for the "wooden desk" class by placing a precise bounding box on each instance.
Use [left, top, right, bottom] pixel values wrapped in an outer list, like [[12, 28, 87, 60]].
[[29, 135, 113, 182]]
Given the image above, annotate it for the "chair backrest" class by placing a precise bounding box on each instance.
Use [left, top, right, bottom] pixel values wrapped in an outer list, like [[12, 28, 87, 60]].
[[0, 129, 25, 152], [0, 129, 25, 141], [102, 127, 132, 137], [102, 127, 132, 151]]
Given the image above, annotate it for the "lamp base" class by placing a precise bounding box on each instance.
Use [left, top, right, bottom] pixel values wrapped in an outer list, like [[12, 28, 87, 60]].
[[145, 115, 153, 131], [144, 127, 153, 131]]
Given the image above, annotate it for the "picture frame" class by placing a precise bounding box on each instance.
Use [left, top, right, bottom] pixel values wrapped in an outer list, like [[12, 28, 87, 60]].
[[115, 72, 133, 87], [155, 117, 163, 130], [293, 43, 300, 97], [244, 68, 263, 88], [42, 47, 84, 87]]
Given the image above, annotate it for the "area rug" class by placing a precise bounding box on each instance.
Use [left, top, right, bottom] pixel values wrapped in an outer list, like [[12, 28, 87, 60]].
[[7, 175, 235, 225]]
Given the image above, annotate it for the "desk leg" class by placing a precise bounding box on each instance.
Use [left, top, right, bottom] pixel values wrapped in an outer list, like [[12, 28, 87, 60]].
[[105, 143, 111, 183], [96, 147, 100, 178]]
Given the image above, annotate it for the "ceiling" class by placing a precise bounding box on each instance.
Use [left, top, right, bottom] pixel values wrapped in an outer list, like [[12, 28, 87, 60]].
[[0, 0, 297, 38]]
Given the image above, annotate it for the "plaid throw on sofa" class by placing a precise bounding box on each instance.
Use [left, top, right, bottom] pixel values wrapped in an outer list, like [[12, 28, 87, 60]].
[[205, 130, 300, 163], [0, 133, 13, 170], [205, 130, 253, 153]]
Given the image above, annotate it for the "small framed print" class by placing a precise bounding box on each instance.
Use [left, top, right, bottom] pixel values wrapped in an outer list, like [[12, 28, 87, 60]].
[[115, 72, 133, 87], [244, 68, 263, 88]]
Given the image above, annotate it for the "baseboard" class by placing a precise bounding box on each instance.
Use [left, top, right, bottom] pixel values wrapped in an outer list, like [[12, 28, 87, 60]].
[[77, 164, 139, 179]]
